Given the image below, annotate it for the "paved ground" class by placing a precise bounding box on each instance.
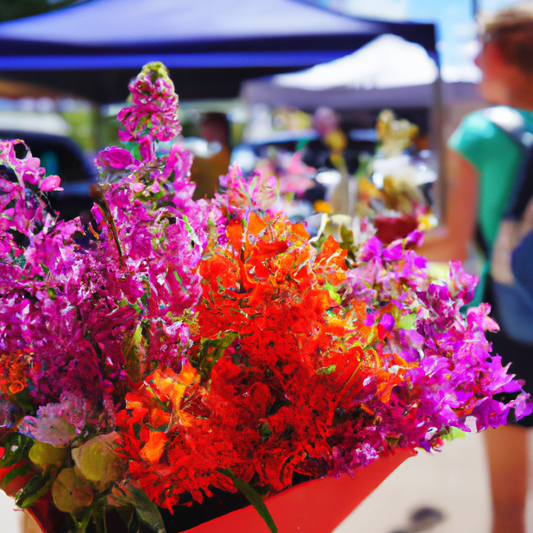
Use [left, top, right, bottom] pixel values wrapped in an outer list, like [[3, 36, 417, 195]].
[[2, 430, 533, 533], [334, 431, 493, 533], [0, 491, 23, 533]]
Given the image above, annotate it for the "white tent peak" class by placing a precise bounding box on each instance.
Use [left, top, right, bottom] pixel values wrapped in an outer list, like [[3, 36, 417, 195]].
[[273, 34, 438, 91]]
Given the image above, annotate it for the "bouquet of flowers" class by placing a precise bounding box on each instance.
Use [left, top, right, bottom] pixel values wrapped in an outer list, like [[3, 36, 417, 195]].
[[0, 63, 530, 533]]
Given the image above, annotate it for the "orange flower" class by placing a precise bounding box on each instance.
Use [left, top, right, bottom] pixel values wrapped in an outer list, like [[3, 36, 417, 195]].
[[140, 431, 167, 464], [150, 362, 198, 420]]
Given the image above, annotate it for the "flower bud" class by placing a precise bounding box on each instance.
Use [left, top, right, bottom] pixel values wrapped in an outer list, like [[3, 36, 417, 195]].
[[51, 467, 93, 513], [28, 441, 68, 468], [71, 432, 124, 485]]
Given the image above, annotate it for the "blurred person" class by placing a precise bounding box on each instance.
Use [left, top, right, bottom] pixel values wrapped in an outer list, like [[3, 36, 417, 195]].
[[190, 112, 231, 200], [419, 4, 533, 532], [302, 107, 348, 171]]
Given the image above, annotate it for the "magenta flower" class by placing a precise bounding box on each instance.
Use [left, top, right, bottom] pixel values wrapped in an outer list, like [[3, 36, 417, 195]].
[[95, 146, 140, 171], [39, 175, 62, 191], [117, 62, 181, 154]]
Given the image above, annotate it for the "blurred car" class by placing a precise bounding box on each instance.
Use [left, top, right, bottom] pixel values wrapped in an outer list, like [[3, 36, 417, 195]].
[[0, 130, 96, 220]]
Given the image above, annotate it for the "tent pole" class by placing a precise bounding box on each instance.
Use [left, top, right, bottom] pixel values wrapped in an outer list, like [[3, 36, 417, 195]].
[[472, 0, 479, 18], [431, 68, 445, 222], [92, 103, 105, 153]]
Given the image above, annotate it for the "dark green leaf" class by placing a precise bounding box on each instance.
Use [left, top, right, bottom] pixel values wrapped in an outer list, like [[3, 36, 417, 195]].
[[132, 424, 141, 441], [92, 496, 107, 533], [254, 483, 271, 497], [259, 422, 272, 442], [70, 507, 92, 533], [218, 468, 278, 533], [110, 483, 166, 533], [115, 506, 140, 533], [0, 0, 85, 23], [0, 433, 32, 468], [190, 333, 238, 379], [15, 472, 53, 508], [128, 511, 141, 533], [13, 388, 35, 414]]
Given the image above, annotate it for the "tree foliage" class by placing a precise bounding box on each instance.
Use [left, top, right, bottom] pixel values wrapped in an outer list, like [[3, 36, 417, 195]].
[[0, 0, 89, 23]]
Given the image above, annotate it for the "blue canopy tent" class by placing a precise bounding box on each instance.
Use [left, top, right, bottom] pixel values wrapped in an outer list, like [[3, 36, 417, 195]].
[[0, 0, 436, 103]]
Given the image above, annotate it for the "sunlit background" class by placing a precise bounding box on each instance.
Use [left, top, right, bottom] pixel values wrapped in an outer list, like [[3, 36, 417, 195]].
[[0, 0, 529, 531]]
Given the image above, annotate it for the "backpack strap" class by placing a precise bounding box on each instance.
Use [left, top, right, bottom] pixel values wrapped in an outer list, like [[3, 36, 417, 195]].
[[482, 107, 533, 219], [481, 108, 533, 343], [482, 106, 532, 148], [482, 107, 533, 284]]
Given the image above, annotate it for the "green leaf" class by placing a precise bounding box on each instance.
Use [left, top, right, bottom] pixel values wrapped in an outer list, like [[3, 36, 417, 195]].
[[0, 433, 32, 468], [131, 487, 166, 533], [127, 512, 141, 533], [259, 422, 272, 442], [442, 427, 467, 442], [316, 364, 336, 375], [123, 324, 143, 382], [115, 506, 140, 533], [339, 225, 354, 249], [13, 388, 35, 414], [110, 483, 166, 533], [182, 215, 201, 248], [398, 313, 417, 330], [0, 463, 31, 489], [218, 468, 278, 533], [123, 141, 142, 162], [132, 423, 142, 441], [15, 472, 53, 508], [190, 333, 238, 379], [323, 282, 341, 305]]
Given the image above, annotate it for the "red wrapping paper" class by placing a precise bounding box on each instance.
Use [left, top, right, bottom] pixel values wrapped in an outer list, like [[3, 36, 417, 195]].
[[183, 448, 415, 533], [13, 447, 414, 533]]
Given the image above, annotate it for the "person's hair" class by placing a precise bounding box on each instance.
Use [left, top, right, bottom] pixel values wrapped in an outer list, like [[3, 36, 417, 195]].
[[479, 1, 533, 74], [202, 112, 230, 145]]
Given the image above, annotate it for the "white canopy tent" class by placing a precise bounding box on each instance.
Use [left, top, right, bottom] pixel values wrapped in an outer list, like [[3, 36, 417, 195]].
[[241, 34, 482, 110]]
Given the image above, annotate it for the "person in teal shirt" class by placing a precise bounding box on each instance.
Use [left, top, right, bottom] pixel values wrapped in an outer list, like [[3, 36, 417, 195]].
[[419, 3, 533, 532], [450, 109, 533, 246], [449, 108, 533, 305]]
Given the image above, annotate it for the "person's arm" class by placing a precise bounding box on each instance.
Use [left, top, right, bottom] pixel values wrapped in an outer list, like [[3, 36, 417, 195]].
[[417, 149, 479, 262]]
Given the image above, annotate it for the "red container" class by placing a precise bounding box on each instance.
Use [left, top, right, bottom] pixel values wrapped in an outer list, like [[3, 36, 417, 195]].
[[374, 214, 419, 245], [16, 447, 414, 533]]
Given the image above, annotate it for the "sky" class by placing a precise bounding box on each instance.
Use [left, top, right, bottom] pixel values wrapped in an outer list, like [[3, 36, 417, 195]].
[[311, 0, 520, 82]]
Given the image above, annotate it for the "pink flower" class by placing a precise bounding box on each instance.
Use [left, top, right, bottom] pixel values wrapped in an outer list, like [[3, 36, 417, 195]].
[[117, 62, 181, 149], [96, 147, 140, 171], [217, 164, 278, 215], [39, 175, 63, 191]]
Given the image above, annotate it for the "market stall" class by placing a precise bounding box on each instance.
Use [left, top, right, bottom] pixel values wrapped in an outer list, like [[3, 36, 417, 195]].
[[0, 0, 436, 103]]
